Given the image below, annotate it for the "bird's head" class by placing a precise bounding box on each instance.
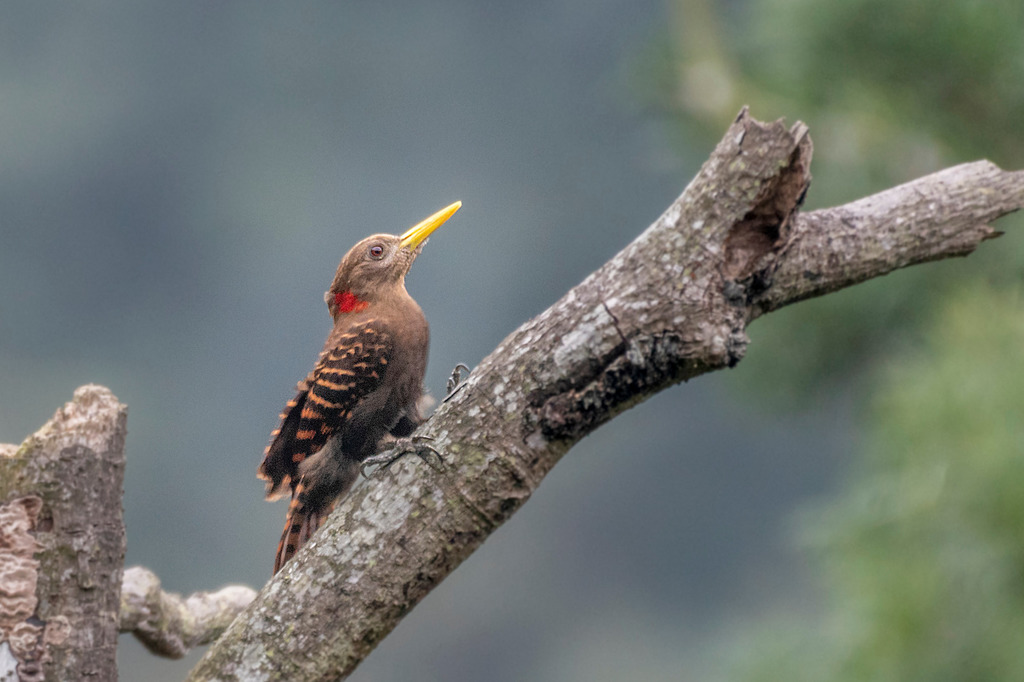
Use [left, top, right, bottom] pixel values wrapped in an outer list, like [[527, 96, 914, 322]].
[[325, 201, 461, 317]]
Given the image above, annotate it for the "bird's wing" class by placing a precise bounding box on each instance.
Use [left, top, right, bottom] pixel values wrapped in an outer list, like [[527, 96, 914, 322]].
[[257, 320, 393, 499]]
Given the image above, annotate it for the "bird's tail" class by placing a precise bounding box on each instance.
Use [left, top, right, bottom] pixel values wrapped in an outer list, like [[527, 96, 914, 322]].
[[274, 482, 335, 574]]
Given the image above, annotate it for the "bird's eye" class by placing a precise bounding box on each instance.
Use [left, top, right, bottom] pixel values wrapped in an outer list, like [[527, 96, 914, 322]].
[[369, 245, 385, 259]]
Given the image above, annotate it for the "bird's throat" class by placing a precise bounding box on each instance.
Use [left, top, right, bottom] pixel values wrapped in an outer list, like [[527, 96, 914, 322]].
[[334, 290, 369, 314]]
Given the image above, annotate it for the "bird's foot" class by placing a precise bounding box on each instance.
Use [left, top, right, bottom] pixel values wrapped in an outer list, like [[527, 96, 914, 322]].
[[360, 436, 444, 479], [443, 363, 472, 403]]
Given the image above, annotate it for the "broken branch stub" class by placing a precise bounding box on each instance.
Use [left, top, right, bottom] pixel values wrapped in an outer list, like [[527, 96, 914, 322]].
[[0, 385, 127, 681]]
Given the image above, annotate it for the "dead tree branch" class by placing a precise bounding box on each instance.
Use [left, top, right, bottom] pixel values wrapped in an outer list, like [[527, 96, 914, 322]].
[[119, 566, 256, 659], [188, 108, 1024, 681], [0, 387, 260, 678], [0, 385, 127, 682]]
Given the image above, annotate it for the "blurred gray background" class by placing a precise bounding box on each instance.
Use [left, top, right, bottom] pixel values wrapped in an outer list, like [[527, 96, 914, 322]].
[[0, 3, 855, 680]]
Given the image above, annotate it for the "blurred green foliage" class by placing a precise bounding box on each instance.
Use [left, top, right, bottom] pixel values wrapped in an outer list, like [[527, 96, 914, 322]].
[[656, 0, 1024, 677], [728, 287, 1024, 681], [745, 0, 1024, 164]]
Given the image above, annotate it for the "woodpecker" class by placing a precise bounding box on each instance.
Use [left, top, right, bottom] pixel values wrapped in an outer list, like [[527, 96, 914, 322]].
[[258, 201, 461, 573]]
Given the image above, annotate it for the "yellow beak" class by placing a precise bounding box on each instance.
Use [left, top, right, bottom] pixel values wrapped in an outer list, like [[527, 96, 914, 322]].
[[399, 201, 462, 250]]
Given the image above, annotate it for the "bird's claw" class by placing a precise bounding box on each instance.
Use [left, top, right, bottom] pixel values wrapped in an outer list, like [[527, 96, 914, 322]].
[[360, 435, 444, 479], [443, 363, 472, 403]]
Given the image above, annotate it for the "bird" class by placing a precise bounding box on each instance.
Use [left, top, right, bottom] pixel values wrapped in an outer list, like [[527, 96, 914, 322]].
[[258, 201, 461, 573]]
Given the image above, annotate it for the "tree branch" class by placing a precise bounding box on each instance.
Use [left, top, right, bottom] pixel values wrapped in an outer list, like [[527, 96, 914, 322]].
[[0, 385, 127, 681], [753, 159, 1020, 316], [188, 109, 1024, 681], [119, 566, 256, 659], [1, 387, 259, 678]]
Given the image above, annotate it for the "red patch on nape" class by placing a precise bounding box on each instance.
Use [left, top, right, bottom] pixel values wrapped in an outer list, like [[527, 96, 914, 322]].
[[334, 290, 369, 314]]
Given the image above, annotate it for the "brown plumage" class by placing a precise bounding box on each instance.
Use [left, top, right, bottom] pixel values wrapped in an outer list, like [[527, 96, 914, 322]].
[[258, 201, 460, 573]]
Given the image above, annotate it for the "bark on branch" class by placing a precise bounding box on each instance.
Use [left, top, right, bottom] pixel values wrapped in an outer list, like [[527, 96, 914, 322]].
[[184, 108, 1023, 680], [119, 566, 256, 659]]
